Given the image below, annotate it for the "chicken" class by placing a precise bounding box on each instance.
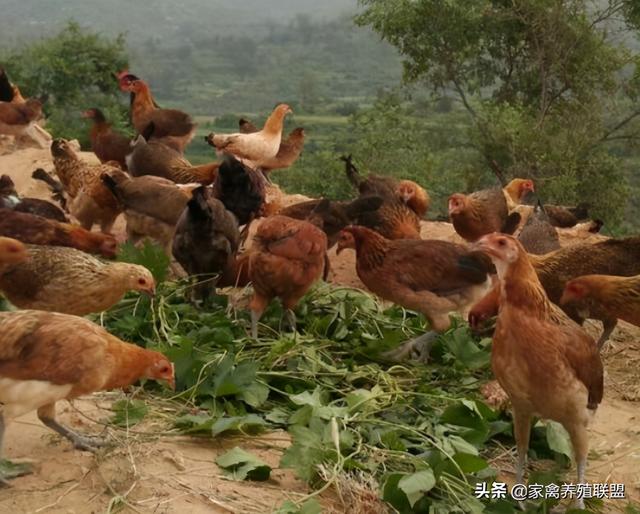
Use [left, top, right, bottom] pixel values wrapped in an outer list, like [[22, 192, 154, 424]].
[[122, 80, 196, 153], [469, 236, 640, 347], [32, 168, 68, 210], [448, 182, 523, 242], [0, 244, 154, 315], [82, 108, 131, 169], [246, 127, 305, 174], [117, 71, 161, 123], [543, 203, 592, 228], [51, 139, 122, 233], [0, 310, 174, 460], [560, 274, 640, 348], [502, 178, 534, 209], [0, 98, 50, 148], [336, 225, 494, 361], [397, 180, 430, 218], [0, 174, 68, 222], [172, 186, 240, 300], [0, 208, 117, 257], [0, 68, 14, 103], [474, 233, 603, 510], [126, 134, 219, 184], [102, 171, 190, 254], [249, 214, 328, 338], [516, 192, 560, 255], [279, 196, 383, 248], [239, 117, 258, 134], [206, 104, 292, 164], [212, 155, 266, 226], [342, 155, 421, 240], [0, 237, 28, 271]]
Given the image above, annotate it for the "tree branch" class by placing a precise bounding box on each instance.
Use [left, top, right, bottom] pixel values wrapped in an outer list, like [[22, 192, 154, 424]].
[[599, 107, 640, 143]]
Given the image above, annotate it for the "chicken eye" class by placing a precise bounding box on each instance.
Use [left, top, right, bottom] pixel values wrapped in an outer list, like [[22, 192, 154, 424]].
[[498, 239, 507, 247], [138, 278, 147, 285]]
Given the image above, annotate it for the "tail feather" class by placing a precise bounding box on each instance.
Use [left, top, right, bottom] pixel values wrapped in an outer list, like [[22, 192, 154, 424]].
[[343, 195, 384, 219], [457, 251, 496, 283], [101, 173, 125, 204], [340, 155, 361, 188], [501, 212, 522, 235], [568, 202, 590, 220]]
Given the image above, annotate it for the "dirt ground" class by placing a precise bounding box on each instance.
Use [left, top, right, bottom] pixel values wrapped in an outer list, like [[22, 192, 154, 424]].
[[0, 143, 638, 513]]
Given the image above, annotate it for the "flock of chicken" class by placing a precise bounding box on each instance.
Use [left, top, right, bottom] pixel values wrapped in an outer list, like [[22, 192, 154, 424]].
[[1, 67, 639, 507]]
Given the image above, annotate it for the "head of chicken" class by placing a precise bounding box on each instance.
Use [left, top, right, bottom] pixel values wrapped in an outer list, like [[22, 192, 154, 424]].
[[50, 138, 76, 159], [117, 70, 140, 92], [518, 179, 535, 199], [123, 79, 147, 94], [559, 278, 591, 305], [336, 227, 357, 255], [0, 237, 28, 266], [143, 351, 176, 390], [448, 193, 467, 215], [473, 233, 521, 273], [118, 263, 156, 297], [274, 103, 293, 117]]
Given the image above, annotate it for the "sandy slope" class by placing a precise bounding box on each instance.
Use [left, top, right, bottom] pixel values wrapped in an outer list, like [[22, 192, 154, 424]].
[[0, 145, 638, 512]]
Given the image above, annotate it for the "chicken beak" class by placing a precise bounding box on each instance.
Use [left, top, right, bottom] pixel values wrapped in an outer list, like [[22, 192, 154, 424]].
[[145, 286, 156, 298], [167, 377, 176, 391]]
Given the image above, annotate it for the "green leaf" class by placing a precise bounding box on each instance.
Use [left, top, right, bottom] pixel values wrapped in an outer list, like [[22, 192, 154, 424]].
[[211, 414, 267, 437], [0, 459, 33, 480], [442, 328, 490, 370], [117, 240, 169, 283], [239, 381, 269, 408], [383, 473, 412, 512], [216, 447, 271, 481], [275, 499, 322, 514], [453, 453, 489, 473], [546, 421, 574, 460], [110, 399, 148, 427], [398, 469, 436, 507]]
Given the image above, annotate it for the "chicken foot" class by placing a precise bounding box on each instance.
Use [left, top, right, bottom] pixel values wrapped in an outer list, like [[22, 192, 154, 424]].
[[0, 414, 34, 485], [383, 331, 440, 363], [597, 317, 618, 350], [37, 404, 108, 452]]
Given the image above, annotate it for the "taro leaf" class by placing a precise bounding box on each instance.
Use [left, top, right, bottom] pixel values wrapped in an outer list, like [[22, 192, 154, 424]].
[[212, 356, 258, 397], [216, 447, 271, 481], [0, 459, 33, 480], [453, 453, 489, 473], [546, 421, 574, 460], [440, 401, 490, 445], [383, 473, 412, 512], [117, 240, 169, 283], [442, 328, 490, 369], [275, 499, 322, 514], [110, 399, 148, 427], [399, 469, 436, 507], [211, 414, 267, 437], [240, 381, 269, 408]]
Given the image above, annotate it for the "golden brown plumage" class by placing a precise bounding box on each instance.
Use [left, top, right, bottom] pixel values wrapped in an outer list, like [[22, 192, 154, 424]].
[[448, 186, 521, 242], [124, 80, 196, 153], [502, 178, 534, 208], [51, 139, 122, 233], [207, 104, 292, 163], [474, 234, 602, 509], [0, 245, 154, 315], [248, 127, 305, 173], [342, 156, 422, 240], [249, 215, 328, 338], [397, 180, 430, 218], [0, 310, 174, 455], [560, 274, 640, 344], [127, 136, 219, 184], [0, 237, 27, 271], [0, 208, 117, 258], [0, 99, 50, 148]]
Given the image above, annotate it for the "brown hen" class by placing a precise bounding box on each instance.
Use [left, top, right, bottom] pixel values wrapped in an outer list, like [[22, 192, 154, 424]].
[[82, 108, 131, 169]]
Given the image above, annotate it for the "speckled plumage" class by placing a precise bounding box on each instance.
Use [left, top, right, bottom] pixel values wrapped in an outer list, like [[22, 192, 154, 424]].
[[0, 245, 154, 315]]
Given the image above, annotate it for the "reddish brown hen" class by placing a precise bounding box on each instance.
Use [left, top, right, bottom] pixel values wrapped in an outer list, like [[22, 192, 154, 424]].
[[82, 108, 131, 169], [0, 310, 174, 459], [474, 233, 602, 510], [249, 214, 328, 338]]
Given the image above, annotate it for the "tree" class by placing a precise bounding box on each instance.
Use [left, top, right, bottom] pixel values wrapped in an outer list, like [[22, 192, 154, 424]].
[[357, 0, 640, 225], [4, 20, 129, 146]]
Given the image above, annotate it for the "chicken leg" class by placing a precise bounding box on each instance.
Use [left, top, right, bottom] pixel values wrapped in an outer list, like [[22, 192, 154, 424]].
[[597, 317, 617, 350], [37, 403, 108, 452], [383, 331, 440, 363]]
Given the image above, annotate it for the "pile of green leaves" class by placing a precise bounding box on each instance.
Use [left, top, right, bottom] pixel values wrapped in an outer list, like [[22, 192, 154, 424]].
[[100, 246, 591, 513]]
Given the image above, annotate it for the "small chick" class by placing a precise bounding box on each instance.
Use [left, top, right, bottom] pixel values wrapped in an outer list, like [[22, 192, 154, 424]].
[[0, 310, 174, 458], [0, 245, 155, 315]]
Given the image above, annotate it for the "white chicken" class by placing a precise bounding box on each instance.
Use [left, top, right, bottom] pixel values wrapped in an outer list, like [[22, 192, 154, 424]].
[[205, 104, 292, 164]]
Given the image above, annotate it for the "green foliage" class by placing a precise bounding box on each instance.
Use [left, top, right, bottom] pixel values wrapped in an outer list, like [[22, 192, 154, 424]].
[[357, 0, 640, 227], [216, 447, 272, 481], [100, 281, 584, 511], [110, 399, 148, 427], [117, 240, 170, 284], [3, 21, 129, 147]]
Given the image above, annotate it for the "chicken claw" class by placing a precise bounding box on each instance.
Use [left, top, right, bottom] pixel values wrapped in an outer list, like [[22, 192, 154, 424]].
[[38, 407, 108, 452], [382, 331, 439, 363]]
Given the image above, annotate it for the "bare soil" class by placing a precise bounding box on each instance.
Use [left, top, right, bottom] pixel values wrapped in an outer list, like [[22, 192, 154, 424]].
[[0, 143, 638, 513]]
